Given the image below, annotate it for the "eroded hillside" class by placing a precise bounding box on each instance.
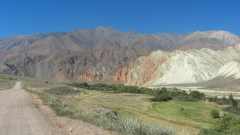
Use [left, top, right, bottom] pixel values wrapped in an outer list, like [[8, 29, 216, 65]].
[[1, 28, 239, 85]]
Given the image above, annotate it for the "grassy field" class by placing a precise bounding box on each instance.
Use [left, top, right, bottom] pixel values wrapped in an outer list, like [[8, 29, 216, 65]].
[[70, 91, 221, 133], [25, 80, 228, 135], [152, 101, 219, 128]]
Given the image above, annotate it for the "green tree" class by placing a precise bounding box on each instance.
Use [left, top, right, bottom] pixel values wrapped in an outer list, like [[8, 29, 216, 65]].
[[189, 91, 205, 101]]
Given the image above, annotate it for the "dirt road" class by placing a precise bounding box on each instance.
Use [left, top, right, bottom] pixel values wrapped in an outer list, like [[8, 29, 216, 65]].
[[0, 82, 55, 135], [0, 82, 117, 135]]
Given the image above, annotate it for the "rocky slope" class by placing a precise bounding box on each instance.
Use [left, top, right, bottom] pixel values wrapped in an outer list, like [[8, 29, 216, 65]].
[[125, 45, 240, 86], [0, 28, 239, 85], [216, 61, 240, 79]]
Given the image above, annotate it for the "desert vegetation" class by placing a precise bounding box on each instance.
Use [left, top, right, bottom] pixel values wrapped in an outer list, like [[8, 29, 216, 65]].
[[152, 88, 205, 102], [28, 85, 174, 135], [69, 82, 205, 102], [69, 82, 152, 94], [25, 81, 235, 135]]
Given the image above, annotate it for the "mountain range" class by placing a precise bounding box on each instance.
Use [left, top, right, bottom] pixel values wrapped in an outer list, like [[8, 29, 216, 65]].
[[1, 27, 240, 89]]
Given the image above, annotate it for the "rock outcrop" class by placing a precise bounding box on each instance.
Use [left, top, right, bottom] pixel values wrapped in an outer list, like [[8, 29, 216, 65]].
[[125, 45, 240, 86]]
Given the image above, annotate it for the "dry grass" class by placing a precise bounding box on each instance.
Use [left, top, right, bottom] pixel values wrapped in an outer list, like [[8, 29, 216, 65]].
[[0, 74, 17, 90]]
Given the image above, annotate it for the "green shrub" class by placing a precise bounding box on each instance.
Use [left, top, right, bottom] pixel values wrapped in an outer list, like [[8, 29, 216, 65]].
[[152, 88, 172, 102], [188, 91, 205, 101], [168, 89, 189, 101], [199, 129, 223, 135], [68, 82, 152, 94], [211, 110, 220, 119], [46, 86, 81, 96], [70, 83, 206, 103], [152, 88, 205, 102]]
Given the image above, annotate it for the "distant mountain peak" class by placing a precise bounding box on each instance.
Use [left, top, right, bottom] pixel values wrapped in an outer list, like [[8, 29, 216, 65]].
[[1, 28, 240, 85], [185, 30, 240, 45], [96, 26, 114, 31]]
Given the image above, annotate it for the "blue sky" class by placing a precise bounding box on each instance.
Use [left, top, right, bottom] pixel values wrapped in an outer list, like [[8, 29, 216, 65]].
[[0, 0, 239, 37]]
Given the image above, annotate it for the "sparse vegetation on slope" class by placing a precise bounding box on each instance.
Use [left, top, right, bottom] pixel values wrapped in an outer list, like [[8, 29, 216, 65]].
[[27, 81, 234, 135]]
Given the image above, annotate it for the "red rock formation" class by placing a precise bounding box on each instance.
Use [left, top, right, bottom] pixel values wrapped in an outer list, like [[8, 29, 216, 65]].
[[121, 52, 169, 86], [78, 69, 103, 81], [114, 65, 130, 83]]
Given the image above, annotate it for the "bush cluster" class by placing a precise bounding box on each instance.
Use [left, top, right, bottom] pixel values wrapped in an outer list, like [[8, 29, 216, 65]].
[[152, 88, 205, 102], [45, 86, 81, 96], [70, 82, 206, 102], [69, 83, 205, 101], [210, 109, 220, 119], [69, 82, 152, 94]]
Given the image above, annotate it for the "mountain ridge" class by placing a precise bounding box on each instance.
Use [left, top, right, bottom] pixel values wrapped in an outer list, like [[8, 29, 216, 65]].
[[125, 44, 240, 86], [0, 28, 240, 87]]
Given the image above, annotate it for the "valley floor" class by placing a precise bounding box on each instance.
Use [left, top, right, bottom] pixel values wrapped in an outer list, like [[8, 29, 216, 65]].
[[23, 78, 238, 135], [62, 90, 219, 135], [26, 81, 228, 135]]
